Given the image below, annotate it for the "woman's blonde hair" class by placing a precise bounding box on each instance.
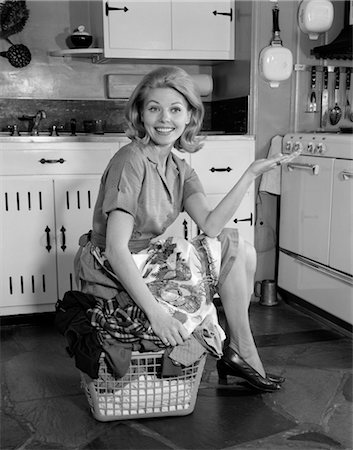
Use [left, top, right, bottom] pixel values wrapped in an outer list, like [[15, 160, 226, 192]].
[[125, 66, 205, 152]]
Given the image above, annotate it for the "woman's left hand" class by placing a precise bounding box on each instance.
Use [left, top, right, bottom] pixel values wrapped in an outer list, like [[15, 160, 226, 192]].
[[247, 150, 301, 178]]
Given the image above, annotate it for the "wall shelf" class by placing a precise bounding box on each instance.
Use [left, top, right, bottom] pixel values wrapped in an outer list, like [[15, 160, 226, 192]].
[[49, 48, 104, 62]]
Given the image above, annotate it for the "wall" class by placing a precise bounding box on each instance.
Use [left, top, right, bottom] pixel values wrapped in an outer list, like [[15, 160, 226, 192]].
[[0, 0, 223, 133], [0, 0, 210, 100]]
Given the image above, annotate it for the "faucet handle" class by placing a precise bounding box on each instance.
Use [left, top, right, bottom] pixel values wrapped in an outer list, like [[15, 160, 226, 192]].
[[49, 124, 63, 136], [7, 124, 21, 136]]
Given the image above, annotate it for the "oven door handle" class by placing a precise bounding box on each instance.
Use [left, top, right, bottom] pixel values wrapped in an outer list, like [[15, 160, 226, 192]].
[[341, 171, 353, 181], [287, 162, 319, 175]]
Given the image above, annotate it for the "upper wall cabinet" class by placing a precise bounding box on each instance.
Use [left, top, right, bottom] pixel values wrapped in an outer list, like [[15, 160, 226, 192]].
[[93, 0, 235, 61]]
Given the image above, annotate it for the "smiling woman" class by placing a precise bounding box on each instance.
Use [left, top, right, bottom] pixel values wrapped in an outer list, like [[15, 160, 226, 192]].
[[73, 66, 293, 396]]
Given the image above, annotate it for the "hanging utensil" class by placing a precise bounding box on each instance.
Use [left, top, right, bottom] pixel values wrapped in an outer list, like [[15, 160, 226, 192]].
[[308, 66, 317, 112], [0, 38, 31, 68], [321, 66, 329, 127], [345, 68, 351, 120], [0, 0, 29, 39], [329, 67, 342, 125], [259, 3, 293, 88]]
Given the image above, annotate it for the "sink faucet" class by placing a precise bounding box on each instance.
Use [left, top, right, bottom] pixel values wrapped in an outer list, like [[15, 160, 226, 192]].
[[30, 110, 47, 136]]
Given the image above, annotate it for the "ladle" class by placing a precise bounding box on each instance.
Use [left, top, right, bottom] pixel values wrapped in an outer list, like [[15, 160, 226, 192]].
[[329, 67, 342, 125]]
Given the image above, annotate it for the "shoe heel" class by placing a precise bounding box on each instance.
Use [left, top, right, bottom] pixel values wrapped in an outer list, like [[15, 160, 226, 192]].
[[217, 359, 228, 385]]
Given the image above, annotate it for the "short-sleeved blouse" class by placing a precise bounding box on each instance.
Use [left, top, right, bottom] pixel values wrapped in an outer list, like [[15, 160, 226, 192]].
[[91, 141, 204, 252]]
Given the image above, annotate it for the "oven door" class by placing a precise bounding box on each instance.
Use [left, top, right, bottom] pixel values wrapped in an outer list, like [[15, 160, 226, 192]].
[[279, 155, 334, 265], [329, 159, 353, 275]]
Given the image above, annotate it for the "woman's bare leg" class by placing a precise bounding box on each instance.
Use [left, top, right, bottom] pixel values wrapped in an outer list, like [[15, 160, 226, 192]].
[[218, 236, 266, 377]]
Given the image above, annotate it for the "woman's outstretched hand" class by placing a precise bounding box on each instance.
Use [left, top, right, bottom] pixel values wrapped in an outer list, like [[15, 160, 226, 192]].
[[149, 305, 190, 347], [247, 150, 301, 179]]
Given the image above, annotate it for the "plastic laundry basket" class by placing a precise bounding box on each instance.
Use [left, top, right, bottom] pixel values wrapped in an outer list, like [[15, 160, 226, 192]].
[[80, 350, 206, 421]]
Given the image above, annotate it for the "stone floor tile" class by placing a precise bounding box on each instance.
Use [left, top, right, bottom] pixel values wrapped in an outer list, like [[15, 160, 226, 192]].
[[83, 422, 174, 450], [286, 339, 352, 371], [271, 366, 343, 425], [142, 387, 296, 449], [13, 395, 108, 448], [4, 352, 81, 402], [0, 411, 31, 450]]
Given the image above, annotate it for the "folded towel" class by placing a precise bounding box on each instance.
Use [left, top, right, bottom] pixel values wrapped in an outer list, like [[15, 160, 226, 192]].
[[259, 135, 283, 195]]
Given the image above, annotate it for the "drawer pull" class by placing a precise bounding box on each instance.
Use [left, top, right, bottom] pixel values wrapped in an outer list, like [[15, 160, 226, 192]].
[[45, 226, 52, 252], [233, 213, 253, 226], [39, 158, 66, 164], [209, 166, 232, 173]]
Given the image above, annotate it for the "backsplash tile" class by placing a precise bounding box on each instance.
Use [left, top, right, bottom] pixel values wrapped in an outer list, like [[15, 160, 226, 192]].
[[0, 97, 246, 135], [212, 96, 248, 133]]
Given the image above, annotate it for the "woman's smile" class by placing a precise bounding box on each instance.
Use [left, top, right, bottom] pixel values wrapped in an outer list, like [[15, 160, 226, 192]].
[[142, 87, 191, 148]]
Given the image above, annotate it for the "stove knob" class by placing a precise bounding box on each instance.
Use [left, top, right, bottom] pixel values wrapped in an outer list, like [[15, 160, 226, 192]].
[[317, 142, 326, 154], [307, 142, 315, 153], [294, 141, 304, 153], [284, 141, 293, 153]]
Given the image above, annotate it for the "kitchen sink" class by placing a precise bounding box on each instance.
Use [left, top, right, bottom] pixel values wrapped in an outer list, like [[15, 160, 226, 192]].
[[0, 132, 127, 143]]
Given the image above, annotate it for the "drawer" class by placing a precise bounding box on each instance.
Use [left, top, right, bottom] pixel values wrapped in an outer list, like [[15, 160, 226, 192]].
[[1, 148, 115, 175], [191, 140, 254, 193]]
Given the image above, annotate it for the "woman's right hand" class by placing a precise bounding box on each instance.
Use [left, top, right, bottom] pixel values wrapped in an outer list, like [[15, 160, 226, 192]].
[[149, 305, 190, 347]]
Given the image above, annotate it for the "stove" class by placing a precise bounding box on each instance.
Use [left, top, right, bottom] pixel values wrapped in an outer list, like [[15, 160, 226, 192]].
[[278, 133, 353, 329]]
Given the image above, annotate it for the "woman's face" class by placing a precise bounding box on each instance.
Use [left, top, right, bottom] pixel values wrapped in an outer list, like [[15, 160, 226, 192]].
[[141, 87, 191, 148]]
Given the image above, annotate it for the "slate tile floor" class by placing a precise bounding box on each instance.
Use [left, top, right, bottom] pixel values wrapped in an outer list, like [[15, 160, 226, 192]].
[[1, 299, 352, 450]]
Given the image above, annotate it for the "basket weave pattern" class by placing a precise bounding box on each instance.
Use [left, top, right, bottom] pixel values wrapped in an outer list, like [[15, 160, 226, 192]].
[[81, 351, 206, 421]]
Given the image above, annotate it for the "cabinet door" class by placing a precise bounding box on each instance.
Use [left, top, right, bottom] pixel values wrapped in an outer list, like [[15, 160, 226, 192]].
[[172, 0, 233, 52], [104, 0, 172, 55], [206, 193, 254, 245], [157, 212, 192, 241], [0, 178, 57, 315], [55, 176, 101, 298]]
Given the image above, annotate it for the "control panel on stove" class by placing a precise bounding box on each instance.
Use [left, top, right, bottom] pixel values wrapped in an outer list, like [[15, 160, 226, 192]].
[[283, 133, 353, 159]]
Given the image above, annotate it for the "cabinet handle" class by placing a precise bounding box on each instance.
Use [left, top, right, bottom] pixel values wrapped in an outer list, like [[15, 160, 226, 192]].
[[183, 219, 188, 240], [39, 158, 66, 164], [105, 2, 128, 16], [45, 226, 52, 252], [209, 166, 232, 173], [60, 226, 67, 252], [213, 8, 233, 21], [233, 213, 253, 226], [341, 171, 353, 180]]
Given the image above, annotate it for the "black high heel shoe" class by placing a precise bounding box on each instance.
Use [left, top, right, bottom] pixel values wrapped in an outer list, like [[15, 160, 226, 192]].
[[217, 347, 282, 392]]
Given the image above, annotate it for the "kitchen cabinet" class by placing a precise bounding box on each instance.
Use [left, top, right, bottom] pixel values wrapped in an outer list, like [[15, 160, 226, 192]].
[[160, 137, 255, 244], [94, 0, 235, 60], [0, 142, 120, 316], [0, 135, 253, 316]]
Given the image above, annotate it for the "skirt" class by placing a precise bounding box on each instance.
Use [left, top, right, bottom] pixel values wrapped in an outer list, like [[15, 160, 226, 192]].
[[74, 230, 240, 348]]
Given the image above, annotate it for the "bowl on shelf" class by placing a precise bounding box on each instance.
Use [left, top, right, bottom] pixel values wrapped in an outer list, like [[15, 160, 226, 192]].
[[69, 25, 93, 49]]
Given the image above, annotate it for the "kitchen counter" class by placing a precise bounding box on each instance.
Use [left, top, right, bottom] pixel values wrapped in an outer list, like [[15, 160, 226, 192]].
[[0, 132, 253, 144]]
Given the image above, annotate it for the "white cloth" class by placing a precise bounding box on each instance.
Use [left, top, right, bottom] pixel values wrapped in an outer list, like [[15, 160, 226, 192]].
[[259, 135, 283, 195]]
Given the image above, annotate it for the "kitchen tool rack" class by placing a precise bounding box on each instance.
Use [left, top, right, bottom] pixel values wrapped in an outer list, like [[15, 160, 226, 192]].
[[80, 351, 206, 421]]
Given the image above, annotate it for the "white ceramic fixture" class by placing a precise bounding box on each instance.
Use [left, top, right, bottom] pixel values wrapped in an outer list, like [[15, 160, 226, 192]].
[[298, 0, 334, 40]]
